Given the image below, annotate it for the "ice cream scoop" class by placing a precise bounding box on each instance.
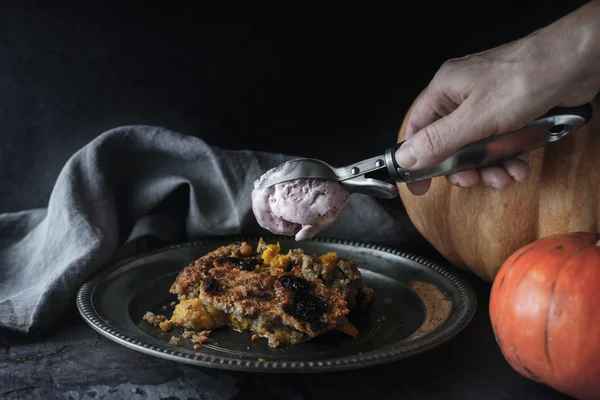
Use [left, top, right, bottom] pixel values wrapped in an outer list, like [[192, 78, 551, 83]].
[[251, 161, 351, 241], [258, 106, 591, 192], [253, 104, 592, 240]]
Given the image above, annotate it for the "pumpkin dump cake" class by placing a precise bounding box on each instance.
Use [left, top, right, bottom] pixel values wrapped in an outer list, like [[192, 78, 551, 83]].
[[145, 239, 375, 348]]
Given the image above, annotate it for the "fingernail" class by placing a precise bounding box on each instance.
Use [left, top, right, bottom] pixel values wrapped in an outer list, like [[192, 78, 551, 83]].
[[448, 176, 462, 187], [395, 142, 417, 168]]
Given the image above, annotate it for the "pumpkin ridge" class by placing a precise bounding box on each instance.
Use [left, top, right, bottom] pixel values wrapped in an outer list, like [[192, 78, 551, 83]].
[[490, 243, 534, 356], [506, 242, 536, 271], [503, 242, 569, 379], [518, 355, 540, 382], [543, 278, 558, 371], [498, 274, 505, 289], [500, 246, 546, 374], [542, 240, 592, 384]]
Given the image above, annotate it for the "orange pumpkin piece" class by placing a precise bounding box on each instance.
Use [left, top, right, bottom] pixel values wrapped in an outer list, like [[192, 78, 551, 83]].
[[489, 232, 600, 400]]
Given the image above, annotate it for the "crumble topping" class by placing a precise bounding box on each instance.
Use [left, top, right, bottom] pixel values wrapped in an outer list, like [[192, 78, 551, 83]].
[[144, 239, 375, 348]]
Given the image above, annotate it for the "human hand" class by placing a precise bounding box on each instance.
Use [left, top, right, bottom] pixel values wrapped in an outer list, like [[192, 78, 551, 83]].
[[396, 1, 600, 196]]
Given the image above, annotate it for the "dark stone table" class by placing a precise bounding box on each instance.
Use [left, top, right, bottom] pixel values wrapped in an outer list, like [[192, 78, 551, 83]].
[[0, 260, 573, 400]]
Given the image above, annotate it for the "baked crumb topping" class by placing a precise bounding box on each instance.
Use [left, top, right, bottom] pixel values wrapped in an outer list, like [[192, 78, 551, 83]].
[[144, 239, 375, 348]]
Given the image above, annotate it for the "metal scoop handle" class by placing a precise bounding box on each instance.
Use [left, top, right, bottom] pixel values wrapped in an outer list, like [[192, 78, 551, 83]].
[[385, 104, 593, 183]]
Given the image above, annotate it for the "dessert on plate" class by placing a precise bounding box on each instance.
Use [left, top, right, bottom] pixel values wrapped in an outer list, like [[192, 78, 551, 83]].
[[144, 239, 375, 348]]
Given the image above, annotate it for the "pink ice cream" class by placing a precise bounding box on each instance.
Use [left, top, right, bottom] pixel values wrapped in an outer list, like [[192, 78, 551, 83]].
[[251, 161, 351, 241]]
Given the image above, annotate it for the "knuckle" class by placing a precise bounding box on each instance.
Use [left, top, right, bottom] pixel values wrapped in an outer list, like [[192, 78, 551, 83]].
[[437, 56, 466, 75], [433, 61, 453, 83], [418, 124, 446, 158], [431, 59, 457, 88]]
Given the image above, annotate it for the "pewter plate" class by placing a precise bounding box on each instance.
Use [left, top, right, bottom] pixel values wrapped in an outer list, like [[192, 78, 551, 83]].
[[76, 236, 477, 373]]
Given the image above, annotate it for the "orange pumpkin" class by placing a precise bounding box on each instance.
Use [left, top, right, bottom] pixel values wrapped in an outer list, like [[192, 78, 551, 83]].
[[397, 89, 600, 283], [489, 232, 600, 400]]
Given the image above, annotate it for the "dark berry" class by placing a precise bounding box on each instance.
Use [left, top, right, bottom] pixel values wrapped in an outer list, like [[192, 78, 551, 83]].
[[279, 275, 327, 323], [283, 292, 327, 322], [239, 259, 260, 271], [279, 275, 311, 293], [217, 256, 259, 271], [203, 278, 219, 294]]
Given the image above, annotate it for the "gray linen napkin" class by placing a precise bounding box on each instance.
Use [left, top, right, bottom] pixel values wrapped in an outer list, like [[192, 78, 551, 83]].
[[0, 125, 419, 333]]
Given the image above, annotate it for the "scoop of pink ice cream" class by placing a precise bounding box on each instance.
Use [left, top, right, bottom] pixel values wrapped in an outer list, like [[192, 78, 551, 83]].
[[251, 161, 351, 241]]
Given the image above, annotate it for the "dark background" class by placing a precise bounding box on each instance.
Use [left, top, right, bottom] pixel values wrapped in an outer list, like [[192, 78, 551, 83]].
[[0, 2, 592, 399], [0, 0, 589, 213]]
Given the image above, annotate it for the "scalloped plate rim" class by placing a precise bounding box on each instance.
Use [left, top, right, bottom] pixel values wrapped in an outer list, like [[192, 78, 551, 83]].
[[76, 235, 478, 373]]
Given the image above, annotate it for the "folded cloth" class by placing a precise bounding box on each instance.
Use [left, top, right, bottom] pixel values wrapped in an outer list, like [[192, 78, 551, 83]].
[[0, 126, 419, 334]]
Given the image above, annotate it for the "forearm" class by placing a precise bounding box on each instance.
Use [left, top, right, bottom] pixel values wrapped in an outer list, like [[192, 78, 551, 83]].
[[530, 0, 600, 99]]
